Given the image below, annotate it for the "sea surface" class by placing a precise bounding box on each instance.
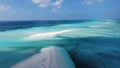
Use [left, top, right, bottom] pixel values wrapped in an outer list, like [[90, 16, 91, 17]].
[[0, 20, 120, 68]]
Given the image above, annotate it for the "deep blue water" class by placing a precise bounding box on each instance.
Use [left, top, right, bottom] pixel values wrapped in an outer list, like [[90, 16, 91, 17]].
[[0, 20, 120, 68], [0, 20, 83, 31]]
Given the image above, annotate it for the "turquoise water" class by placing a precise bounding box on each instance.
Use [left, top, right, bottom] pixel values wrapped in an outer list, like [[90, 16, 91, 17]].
[[0, 20, 120, 68]]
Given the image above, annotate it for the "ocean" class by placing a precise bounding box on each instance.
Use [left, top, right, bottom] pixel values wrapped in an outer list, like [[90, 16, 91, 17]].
[[0, 20, 120, 68]]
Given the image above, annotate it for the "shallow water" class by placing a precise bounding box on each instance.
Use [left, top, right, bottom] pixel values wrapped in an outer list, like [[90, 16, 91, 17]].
[[0, 20, 120, 68]]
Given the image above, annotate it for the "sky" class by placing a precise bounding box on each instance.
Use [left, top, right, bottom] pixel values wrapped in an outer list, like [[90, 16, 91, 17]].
[[0, 0, 120, 20]]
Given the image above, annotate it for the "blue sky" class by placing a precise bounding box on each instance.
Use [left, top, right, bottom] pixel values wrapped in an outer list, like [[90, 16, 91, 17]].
[[0, 0, 120, 20]]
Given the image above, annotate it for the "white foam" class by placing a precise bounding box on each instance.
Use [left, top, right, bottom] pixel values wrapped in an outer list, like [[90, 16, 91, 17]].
[[11, 46, 75, 68], [89, 25, 103, 28], [104, 22, 114, 25]]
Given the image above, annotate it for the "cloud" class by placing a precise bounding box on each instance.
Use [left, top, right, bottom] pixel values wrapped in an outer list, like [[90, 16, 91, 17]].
[[52, 0, 63, 7], [82, 0, 93, 5], [0, 4, 10, 12], [32, 0, 50, 8], [82, 0, 104, 5], [32, 0, 64, 11], [52, 0, 63, 11]]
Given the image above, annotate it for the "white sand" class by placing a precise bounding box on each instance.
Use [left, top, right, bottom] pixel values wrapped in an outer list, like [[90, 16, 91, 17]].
[[22, 29, 76, 40]]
